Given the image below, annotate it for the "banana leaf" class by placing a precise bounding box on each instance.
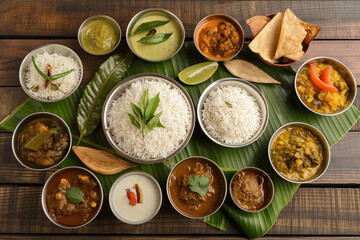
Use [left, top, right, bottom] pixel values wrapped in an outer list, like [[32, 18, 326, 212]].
[[1, 43, 359, 238], [77, 52, 133, 141]]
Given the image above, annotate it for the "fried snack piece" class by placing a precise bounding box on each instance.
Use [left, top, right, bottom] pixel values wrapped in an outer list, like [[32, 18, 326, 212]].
[[72, 146, 137, 175], [249, 12, 284, 63], [300, 21, 321, 45], [274, 9, 307, 61], [246, 16, 271, 38]]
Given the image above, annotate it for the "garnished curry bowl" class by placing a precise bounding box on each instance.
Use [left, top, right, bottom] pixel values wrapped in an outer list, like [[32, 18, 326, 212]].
[[11, 112, 72, 171], [194, 14, 244, 62], [109, 171, 162, 225], [102, 73, 195, 164], [295, 57, 357, 116], [126, 8, 185, 62], [166, 156, 227, 219], [78, 15, 121, 56], [230, 167, 274, 212], [268, 122, 331, 184], [197, 78, 269, 148], [19, 44, 83, 103], [41, 166, 104, 229]]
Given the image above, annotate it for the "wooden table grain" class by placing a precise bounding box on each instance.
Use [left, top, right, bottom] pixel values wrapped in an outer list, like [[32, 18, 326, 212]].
[[1, 1, 359, 239]]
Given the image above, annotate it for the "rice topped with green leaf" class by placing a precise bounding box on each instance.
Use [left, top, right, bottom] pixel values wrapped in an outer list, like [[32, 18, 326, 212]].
[[25, 52, 81, 100]]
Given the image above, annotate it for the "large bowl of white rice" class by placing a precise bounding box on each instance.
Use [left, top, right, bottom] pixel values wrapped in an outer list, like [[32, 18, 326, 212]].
[[197, 78, 269, 148], [102, 73, 195, 164], [19, 44, 83, 102]]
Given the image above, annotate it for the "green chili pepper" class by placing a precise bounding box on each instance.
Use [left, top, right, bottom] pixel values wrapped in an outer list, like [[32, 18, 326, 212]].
[[31, 56, 75, 82], [51, 69, 75, 80]]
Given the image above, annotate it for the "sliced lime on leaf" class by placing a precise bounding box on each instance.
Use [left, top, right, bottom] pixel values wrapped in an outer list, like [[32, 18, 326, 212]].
[[178, 62, 218, 85], [24, 128, 56, 151]]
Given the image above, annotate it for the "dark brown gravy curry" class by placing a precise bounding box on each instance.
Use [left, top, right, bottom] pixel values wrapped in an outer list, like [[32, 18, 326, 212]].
[[168, 157, 226, 218]]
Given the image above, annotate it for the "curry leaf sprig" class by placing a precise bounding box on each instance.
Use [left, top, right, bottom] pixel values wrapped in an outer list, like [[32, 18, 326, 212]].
[[128, 89, 164, 137], [32, 56, 75, 81]]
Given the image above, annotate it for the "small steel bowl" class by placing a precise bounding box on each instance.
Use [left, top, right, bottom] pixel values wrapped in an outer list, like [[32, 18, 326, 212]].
[[11, 112, 72, 171], [295, 56, 357, 116], [19, 44, 83, 103], [41, 166, 104, 229], [197, 78, 269, 148], [109, 171, 162, 225], [230, 167, 274, 212], [268, 122, 331, 184], [78, 15, 121, 55], [251, 14, 311, 67], [126, 8, 185, 62], [194, 14, 244, 62], [166, 156, 227, 219], [102, 73, 195, 164]]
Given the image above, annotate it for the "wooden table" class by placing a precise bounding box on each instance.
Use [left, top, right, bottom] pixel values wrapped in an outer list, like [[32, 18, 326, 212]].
[[1, 1, 360, 239]]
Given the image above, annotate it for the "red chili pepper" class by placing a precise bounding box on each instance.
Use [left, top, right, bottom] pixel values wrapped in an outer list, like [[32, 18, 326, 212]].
[[309, 64, 338, 92], [126, 189, 137, 206], [321, 67, 332, 84]]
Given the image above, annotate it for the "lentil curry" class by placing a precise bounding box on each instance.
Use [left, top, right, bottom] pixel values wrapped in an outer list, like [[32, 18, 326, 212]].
[[46, 168, 101, 227], [296, 60, 349, 114], [168, 157, 226, 218], [270, 126, 324, 181]]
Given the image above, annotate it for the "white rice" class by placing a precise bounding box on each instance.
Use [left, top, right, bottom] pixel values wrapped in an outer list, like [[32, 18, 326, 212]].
[[25, 52, 81, 99], [107, 78, 191, 160], [202, 85, 261, 145]]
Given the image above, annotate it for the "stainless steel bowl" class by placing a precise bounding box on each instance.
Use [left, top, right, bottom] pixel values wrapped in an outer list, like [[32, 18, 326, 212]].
[[19, 44, 83, 103], [193, 14, 244, 62], [229, 167, 274, 212], [166, 156, 227, 219], [109, 171, 162, 225], [102, 73, 195, 164], [268, 122, 331, 184], [197, 78, 269, 148], [11, 112, 72, 171], [295, 56, 357, 116], [126, 8, 185, 62], [78, 15, 121, 55], [41, 166, 104, 229]]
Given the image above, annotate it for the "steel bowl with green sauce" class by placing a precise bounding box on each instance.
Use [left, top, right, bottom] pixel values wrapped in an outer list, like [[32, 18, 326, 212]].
[[126, 9, 185, 62], [78, 15, 121, 55]]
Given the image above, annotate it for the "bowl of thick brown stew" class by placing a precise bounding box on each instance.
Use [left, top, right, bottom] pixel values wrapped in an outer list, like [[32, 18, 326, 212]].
[[166, 156, 227, 219], [268, 122, 330, 183], [41, 166, 103, 229], [230, 167, 274, 212], [11, 112, 72, 170]]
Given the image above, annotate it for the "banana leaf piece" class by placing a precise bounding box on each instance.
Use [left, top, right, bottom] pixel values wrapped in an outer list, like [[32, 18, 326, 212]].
[[1, 43, 359, 238], [77, 52, 133, 142]]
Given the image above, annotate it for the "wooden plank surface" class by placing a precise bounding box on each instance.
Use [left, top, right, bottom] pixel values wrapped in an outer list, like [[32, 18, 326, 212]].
[[0, 132, 359, 185], [1, 39, 360, 87], [1, 0, 360, 39], [0, 185, 359, 236]]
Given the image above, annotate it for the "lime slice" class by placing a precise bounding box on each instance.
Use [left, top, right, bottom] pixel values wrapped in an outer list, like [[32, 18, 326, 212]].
[[24, 128, 57, 151], [178, 62, 218, 85]]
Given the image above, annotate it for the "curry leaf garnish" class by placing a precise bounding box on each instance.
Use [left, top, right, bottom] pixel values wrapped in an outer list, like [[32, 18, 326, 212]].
[[188, 175, 209, 197], [133, 20, 169, 35], [32, 56, 75, 81], [128, 89, 164, 137], [137, 33, 173, 45], [225, 101, 233, 108], [66, 186, 84, 204]]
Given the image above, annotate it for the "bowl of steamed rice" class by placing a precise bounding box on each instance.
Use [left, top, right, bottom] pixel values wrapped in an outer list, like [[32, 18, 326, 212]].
[[102, 73, 195, 164], [19, 44, 83, 102], [197, 78, 269, 148]]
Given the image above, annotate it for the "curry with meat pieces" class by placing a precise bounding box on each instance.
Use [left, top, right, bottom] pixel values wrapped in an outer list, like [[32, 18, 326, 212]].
[[270, 126, 324, 181], [168, 157, 226, 218], [18, 118, 69, 168], [46, 168, 101, 227]]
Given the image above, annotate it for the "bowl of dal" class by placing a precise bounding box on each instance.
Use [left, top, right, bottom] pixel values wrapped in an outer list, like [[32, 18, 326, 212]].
[[126, 8, 185, 62], [295, 56, 357, 116]]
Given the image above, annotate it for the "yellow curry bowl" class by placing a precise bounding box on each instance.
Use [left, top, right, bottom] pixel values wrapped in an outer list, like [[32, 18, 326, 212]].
[[295, 56, 357, 116], [268, 122, 331, 184]]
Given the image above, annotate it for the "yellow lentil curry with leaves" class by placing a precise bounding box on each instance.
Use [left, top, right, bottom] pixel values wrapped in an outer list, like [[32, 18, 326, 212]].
[[296, 60, 349, 114], [270, 126, 324, 181]]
